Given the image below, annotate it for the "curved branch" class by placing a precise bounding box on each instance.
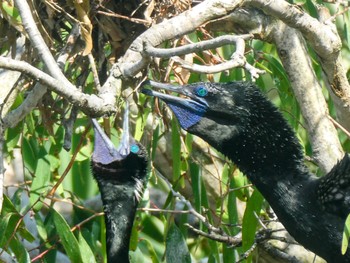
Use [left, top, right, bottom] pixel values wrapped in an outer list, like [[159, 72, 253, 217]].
[[141, 34, 252, 58], [0, 57, 115, 128]]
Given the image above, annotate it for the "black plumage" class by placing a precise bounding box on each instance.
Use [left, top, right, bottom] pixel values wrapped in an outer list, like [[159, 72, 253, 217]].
[[142, 80, 350, 262], [91, 107, 148, 263]]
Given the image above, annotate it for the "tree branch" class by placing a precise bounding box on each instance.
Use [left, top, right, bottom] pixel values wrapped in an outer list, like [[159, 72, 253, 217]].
[[143, 35, 265, 79], [245, 0, 350, 131], [106, 0, 244, 81], [273, 24, 344, 172], [0, 57, 114, 128]]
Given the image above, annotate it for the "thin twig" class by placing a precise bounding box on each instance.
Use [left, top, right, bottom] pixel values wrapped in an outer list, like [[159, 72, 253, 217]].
[[328, 115, 350, 139], [97, 10, 151, 26], [185, 223, 242, 246], [139, 207, 191, 214]]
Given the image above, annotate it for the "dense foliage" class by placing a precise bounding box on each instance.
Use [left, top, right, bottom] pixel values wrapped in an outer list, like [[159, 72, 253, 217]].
[[1, 0, 350, 262]]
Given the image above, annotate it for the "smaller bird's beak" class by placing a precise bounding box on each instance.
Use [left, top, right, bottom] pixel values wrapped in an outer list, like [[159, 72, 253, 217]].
[[91, 103, 131, 164], [117, 102, 131, 157]]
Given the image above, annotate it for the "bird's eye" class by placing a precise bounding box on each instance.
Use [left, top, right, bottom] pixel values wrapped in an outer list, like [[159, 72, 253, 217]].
[[130, 144, 140, 153], [194, 86, 208, 97]]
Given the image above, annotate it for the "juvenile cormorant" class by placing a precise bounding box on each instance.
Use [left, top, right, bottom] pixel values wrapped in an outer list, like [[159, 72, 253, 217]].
[[142, 80, 350, 262], [91, 106, 148, 263]]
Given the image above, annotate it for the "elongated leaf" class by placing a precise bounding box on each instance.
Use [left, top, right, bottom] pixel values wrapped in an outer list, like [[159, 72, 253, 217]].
[[135, 106, 151, 141], [342, 213, 350, 254], [242, 189, 264, 262], [0, 213, 16, 247], [130, 215, 140, 251], [171, 118, 182, 186], [189, 162, 201, 212], [9, 236, 31, 263], [78, 231, 96, 263], [22, 137, 37, 174], [151, 124, 160, 161], [2, 194, 19, 214], [30, 154, 51, 211], [34, 212, 47, 241], [129, 247, 145, 263], [232, 169, 248, 201], [165, 224, 191, 263], [141, 238, 160, 263], [52, 208, 82, 262]]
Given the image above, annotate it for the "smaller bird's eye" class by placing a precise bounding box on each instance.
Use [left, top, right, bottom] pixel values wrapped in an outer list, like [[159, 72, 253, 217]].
[[131, 144, 140, 153], [194, 86, 208, 97]]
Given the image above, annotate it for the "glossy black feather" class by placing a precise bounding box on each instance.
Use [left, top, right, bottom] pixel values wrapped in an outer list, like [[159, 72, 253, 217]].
[[142, 80, 350, 262]]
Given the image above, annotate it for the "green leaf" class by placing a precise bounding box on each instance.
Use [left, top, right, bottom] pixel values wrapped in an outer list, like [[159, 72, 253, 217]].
[[140, 238, 160, 263], [78, 231, 96, 263], [232, 170, 248, 201], [22, 137, 38, 174], [0, 213, 17, 247], [30, 153, 51, 211], [1, 196, 35, 243], [228, 174, 239, 235], [76, 144, 92, 162], [151, 125, 160, 161], [5, 124, 22, 153], [189, 162, 201, 212], [129, 216, 140, 251], [171, 118, 182, 186], [242, 189, 264, 262], [34, 212, 48, 241], [130, 247, 145, 263], [165, 224, 191, 263], [52, 207, 82, 262], [1, 1, 22, 23], [342, 213, 350, 254], [9, 236, 31, 263], [135, 106, 151, 141], [2, 194, 19, 214]]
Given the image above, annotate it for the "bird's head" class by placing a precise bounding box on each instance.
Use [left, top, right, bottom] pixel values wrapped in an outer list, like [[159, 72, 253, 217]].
[[91, 105, 148, 185], [141, 80, 259, 150]]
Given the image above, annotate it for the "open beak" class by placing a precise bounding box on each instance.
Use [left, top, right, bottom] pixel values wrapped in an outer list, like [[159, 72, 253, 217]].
[[92, 103, 131, 164], [141, 80, 208, 110]]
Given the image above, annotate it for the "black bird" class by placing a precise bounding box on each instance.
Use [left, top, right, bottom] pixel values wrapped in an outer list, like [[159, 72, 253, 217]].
[[142, 80, 350, 262], [91, 106, 148, 263]]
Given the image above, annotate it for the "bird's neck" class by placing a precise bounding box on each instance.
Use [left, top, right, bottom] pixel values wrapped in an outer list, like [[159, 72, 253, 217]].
[[97, 179, 140, 263], [222, 110, 309, 189]]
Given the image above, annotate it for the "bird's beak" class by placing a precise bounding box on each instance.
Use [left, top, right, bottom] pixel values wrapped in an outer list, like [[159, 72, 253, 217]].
[[91, 103, 131, 164], [141, 80, 208, 110], [117, 102, 131, 157]]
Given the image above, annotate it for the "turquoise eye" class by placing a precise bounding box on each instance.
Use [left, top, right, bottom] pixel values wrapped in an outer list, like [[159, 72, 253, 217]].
[[130, 144, 140, 153], [195, 86, 208, 97]]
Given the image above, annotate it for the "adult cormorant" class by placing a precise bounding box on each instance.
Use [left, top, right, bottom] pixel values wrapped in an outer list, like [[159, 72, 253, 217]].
[[142, 80, 350, 262], [91, 106, 148, 263]]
